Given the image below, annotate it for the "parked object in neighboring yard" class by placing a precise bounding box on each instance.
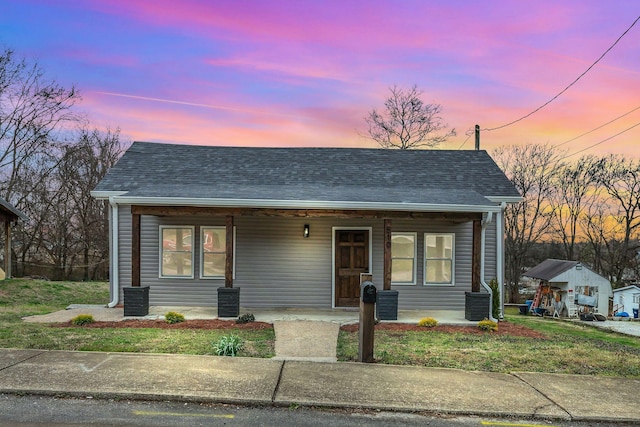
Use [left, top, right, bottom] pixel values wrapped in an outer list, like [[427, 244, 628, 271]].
[[523, 259, 612, 319]]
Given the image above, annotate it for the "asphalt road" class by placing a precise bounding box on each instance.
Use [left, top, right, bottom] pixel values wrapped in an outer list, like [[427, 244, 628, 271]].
[[0, 394, 624, 427]]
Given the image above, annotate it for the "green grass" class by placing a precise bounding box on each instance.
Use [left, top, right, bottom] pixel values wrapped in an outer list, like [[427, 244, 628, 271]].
[[337, 313, 640, 377], [0, 278, 274, 358], [4, 278, 640, 376]]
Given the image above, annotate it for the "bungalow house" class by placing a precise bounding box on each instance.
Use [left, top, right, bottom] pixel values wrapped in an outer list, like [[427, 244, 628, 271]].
[[91, 142, 521, 317], [0, 197, 28, 279], [524, 259, 612, 318], [612, 285, 640, 318]]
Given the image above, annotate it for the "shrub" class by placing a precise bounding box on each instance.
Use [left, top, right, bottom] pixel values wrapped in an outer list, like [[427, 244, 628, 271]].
[[164, 311, 185, 324], [236, 313, 255, 324], [213, 334, 243, 356], [417, 317, 438, 328], [71, 314, 95, 326], [478, 318, 498, 332], [489, 278, 500, 319]]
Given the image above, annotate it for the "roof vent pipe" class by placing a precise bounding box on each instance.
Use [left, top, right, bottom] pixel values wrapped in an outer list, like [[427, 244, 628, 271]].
[[475, 124, 480, 150]]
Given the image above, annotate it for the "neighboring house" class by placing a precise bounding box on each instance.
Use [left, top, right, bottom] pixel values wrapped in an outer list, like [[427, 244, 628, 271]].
[[0, 197, 29, 279], [91, 141, 521, 314], [612, 285, 640, 317], [524, 259, 613, 317]]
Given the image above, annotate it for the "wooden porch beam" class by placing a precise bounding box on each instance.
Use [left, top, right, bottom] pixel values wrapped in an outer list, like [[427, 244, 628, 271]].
[[225, 215, 234, 288], [132, 213, 141, 287], [4, 221, 11, 279], [472, 219, 482, 292], [131, 205, 482, 222], [383, 219, 392, 290]]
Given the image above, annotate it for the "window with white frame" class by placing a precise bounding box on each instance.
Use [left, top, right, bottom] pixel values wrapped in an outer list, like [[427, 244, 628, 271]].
[[201, 227, 226, 278], [424, 233, 454, 285], [634, 294, 640, 304], [391, 233, 416, 284], [160, 226, 194, 278]]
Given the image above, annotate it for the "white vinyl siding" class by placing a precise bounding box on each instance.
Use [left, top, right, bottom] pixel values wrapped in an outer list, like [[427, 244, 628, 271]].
[[424, 233, 454, 286], [391, 232, 416, 285], [159, 226, 195, 278]]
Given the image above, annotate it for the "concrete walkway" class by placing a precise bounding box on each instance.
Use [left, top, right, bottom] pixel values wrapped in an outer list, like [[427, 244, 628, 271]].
[[273, 320, 340, 362], [0, 348, 639, 423]]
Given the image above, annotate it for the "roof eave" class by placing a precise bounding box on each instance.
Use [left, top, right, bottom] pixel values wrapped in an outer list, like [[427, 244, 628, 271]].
[[108, 196, 504, 213], [486, 196, 523, 203], [91, 191, 129, 200]]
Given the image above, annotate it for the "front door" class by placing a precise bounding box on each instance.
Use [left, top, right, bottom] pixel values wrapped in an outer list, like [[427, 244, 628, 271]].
[[335, 230, 369, 307]]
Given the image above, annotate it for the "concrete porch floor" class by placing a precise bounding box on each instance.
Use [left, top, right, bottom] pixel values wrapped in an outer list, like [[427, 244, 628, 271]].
[[25, 305, 473, 325]]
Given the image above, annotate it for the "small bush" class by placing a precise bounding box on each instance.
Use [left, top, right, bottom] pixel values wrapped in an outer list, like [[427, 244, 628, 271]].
[[71, 314, 95, 326], [164, 311, 185, 324], [417, 317, 438, 328], [478, 318, 498, 332], [489, 278, 500, 319], [236, 313, 255, 324], [213, 334, 243, 356]]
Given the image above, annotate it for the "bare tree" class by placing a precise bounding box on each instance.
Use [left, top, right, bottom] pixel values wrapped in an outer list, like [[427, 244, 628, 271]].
[[589, 155, 640, 286], [548, 156, 599, 260], [492, 143, 563, 302], [364, 85, 456, 149], [0, 48, 80, 203], [0, 48, 80, 277], [58, 127, 125, 280]]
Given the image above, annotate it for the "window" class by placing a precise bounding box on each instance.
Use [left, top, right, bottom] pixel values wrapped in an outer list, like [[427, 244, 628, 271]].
[[634, 294, 640, 304], [160, 226, 194, 278], [201, 227, 226, 278], [391, 233, 416, 284], [424, 233, 454, 285]]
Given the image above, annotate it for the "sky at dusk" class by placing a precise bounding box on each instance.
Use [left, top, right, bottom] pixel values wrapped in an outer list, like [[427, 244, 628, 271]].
[[1, 0, 639, 159]]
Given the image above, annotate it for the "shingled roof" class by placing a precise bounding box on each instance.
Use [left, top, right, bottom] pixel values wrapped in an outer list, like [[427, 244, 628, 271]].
[[92, 141, 521, 212], [523, 259, 580, 281], [0, 197, 28, 222]]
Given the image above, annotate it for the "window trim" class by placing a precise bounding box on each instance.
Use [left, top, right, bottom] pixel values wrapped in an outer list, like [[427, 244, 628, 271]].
[[159, 225, 195, 279], [200, 226, 236, 280], [391, 232, 417, 285], [423, 233, 455, 286]]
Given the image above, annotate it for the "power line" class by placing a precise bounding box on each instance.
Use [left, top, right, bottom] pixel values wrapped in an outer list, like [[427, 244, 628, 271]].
[[559, 120, 640, 160], [555, 105, 640, 147], [484, 14, 640, 132], [457, 127, 474, 149]]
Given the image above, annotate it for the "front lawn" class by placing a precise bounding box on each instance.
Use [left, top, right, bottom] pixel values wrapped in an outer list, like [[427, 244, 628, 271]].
[[3, 278, 639, 377], [0, 278, 274, 357]]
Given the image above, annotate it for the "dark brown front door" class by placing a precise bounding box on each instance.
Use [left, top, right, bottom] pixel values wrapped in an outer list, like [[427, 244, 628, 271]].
[[335, 230, 369, 307]]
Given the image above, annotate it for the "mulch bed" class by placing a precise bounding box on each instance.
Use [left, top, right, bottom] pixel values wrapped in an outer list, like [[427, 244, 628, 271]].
[[53, 318, 543, 338], [53, 319, 273, 330]]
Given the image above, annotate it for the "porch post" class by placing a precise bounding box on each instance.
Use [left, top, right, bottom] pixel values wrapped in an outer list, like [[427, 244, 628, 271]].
[[225, 215, 234, 288], [131, 213, 140, 287], [4, 221, 11, 279], [383, 218, 392, 290], [472, 219, 482, 292]]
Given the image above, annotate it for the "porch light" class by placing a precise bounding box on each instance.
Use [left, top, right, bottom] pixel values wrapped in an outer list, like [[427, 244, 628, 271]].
[[303, 224, 310, 238]]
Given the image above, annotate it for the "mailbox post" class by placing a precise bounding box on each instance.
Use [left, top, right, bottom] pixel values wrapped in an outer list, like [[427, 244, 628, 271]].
[[358, 279, 377, 363]]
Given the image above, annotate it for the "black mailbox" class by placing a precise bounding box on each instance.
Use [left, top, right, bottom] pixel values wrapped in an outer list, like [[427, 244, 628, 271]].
[[361, 281, 377, 304]]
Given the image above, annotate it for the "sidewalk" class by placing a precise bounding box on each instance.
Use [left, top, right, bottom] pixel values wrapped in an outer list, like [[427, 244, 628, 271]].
[[1, 348, 639, 423]]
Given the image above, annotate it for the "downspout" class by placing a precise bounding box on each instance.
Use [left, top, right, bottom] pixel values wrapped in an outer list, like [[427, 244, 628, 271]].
[[480, 211, 498, 322], [497, 202, 506, 319], [107, 197, 119, 308]]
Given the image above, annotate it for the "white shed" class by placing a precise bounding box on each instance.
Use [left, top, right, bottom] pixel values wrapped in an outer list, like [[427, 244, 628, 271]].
[[524, 259, 612, 317], [612, 285, 640, 318]]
